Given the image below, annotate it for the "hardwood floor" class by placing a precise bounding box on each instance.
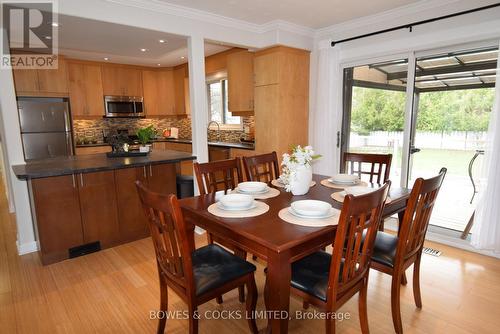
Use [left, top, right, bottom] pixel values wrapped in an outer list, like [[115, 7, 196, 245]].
[[1, 176, 500, 333]]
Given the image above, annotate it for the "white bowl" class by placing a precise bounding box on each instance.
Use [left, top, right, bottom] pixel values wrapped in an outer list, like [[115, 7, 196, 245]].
[[345, 186, 375, 196], [331, 174, 359, 184], [219, 194, 254, 210], [291, 200, 332, 217], [238, 181, 268, 193]]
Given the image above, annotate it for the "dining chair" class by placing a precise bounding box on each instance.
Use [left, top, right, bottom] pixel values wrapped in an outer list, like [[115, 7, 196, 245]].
[[370, 168, 446, 334], [135, 181, 258, 334], [342, 152, 392, 184], [289, 182, 390, 333], [193, 158, 247, 303], [242, 151, 280, 183]]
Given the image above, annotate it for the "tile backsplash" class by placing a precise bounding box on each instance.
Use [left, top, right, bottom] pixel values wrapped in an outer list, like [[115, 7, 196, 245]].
[[73, 116, 254, 144]]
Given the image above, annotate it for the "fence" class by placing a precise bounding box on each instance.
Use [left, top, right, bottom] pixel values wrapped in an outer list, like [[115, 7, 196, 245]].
[[350, 131, 487, 151]]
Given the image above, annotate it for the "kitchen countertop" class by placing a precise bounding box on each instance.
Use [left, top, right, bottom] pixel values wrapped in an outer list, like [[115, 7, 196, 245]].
[[76, 138, 255, 150], [12, 150, 196, 180]]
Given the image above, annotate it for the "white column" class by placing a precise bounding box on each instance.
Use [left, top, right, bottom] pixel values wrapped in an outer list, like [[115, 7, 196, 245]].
[[187, 35, 209, 195], [0, 28, 37, 254]]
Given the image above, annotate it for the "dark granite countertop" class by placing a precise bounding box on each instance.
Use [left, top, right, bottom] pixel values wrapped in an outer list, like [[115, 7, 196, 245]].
[[76, 138, 255, 150], [12, 150, 197, 180]]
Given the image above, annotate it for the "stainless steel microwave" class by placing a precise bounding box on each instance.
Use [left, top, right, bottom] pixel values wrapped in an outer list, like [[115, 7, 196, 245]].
[[104, 96, 144, 118]]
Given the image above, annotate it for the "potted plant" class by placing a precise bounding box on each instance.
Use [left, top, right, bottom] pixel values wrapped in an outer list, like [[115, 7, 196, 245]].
[[136, 125, 156, 153], [279, 145, 321, 195]]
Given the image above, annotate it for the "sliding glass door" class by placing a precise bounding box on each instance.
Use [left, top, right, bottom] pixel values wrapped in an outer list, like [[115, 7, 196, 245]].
[[341, 58, 410, 187], [341, 45, 498, 235]]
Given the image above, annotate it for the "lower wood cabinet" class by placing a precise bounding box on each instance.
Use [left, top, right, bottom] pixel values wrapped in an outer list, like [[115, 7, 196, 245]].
[[31, 174, 84, 265], [114, 167, 149, 243], [78, 171, 120, 248], [29, 163, 178, 265]]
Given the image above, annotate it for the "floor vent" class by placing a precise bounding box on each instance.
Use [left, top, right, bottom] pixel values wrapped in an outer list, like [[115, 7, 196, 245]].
[[69, 241, 101, 259], [423, 247, 441, 257]]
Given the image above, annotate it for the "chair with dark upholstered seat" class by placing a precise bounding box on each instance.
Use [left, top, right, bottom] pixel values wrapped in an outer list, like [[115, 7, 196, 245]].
[[290, 182, 390, 334], [370, 168, 446, 334], [135, 181, 258, 334], [242, 151, 280, 183], [193, 158, 247, 303]]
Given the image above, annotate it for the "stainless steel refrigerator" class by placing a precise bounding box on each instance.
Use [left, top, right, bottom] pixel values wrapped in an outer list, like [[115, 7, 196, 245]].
[[17, 98, 74, 160]]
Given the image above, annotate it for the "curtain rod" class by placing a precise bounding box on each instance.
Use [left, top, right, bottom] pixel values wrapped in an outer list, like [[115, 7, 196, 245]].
[[330, 3, 500, 47]]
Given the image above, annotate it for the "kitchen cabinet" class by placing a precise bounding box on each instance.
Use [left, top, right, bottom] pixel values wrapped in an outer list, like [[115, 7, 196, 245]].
[[12, 56, 69, 95], [75, 146, 112, 155], [227, 50, 254, 115], [142, 69, 176, 116], [145, 163, 177, 195], [68, 62, 105, 117], [209, 146, 230, 162], [114, 167, 149, 242], [101, 65, 143, 96], [77, 171, 120, 248], [254, 46, 309, 159], [155, 142, 193, 175], [173, 65, 190, 115], [31, 174, 84, 264]]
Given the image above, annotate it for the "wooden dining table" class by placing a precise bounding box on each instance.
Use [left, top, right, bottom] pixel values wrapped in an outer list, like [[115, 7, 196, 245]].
[[179, 174, 411, 334]]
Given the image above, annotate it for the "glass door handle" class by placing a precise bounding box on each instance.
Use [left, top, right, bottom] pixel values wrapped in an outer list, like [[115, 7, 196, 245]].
[[410, 147, 421, 154]]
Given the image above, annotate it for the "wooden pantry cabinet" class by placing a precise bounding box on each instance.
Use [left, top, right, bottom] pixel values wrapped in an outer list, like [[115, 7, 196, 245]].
[[173, 65, 190, 115], [254, 46, 310, 159], [142, 69, 176, 116], [227, 50, 254, 115], [68, 62, 105, 117], [101, 65, 143, 96], [12, 56, 69, 95]]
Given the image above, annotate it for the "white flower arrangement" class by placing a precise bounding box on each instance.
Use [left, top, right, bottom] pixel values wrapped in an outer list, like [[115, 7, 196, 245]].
[[279, 145, 321, 192]]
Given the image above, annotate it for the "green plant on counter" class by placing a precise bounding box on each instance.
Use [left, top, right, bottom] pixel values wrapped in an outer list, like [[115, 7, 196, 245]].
[[136, 126, 156, 145]]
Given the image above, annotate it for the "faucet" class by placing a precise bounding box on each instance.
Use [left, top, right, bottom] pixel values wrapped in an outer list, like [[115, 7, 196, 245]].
[[207, 121, 221, 142]]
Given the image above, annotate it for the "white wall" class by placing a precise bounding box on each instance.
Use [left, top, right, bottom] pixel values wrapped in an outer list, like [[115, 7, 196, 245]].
[[0, 29, 37, 254]]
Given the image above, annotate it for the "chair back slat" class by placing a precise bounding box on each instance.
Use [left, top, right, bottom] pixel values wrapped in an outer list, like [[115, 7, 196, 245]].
[[328, 182, 390, 298], [342, 152, 392, 184], [398, 168, 447, 262], [135, 181, 194, 291], [243, 151, 280, 183], [194, 158, 243, 194]]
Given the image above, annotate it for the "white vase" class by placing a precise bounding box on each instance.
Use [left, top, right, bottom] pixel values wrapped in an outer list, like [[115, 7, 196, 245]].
[[290, 164, 312, 195]]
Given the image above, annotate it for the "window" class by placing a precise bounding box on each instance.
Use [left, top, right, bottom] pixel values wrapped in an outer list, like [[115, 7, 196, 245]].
[[207, 78, 241, 128]]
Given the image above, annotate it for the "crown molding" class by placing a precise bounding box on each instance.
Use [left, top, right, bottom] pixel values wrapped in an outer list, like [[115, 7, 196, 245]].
[[314, 0, 462, 39], [260, 20, 315, 37]]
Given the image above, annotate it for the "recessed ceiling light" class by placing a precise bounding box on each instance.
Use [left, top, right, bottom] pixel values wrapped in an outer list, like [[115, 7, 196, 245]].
[[181, 56, 185, 59], [104, 57, 109, 61], [44, 36, 52, 40], [157, 63, 161, 66], [140, 48, 147, 52], [158, 39, 166, 43], [51, 22, 59, 27]]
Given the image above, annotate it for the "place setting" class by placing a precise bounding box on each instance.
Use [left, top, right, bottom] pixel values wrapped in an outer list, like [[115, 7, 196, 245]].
[[233, 181, 281, 199], [207, 193, 270, 218], [278, 200, 340, 227], [331, 186, 392, 203], [320, 173, 368, 189]]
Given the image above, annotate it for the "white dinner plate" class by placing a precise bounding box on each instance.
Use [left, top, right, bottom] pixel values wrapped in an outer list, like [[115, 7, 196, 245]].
[[235, 186, 270, 195], [288, 207, 336, 219], [217, 201, 257, 211], [291, 200, 333, 217]]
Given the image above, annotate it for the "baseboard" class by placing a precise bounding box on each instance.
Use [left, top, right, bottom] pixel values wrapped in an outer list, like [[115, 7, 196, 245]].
[[16, 240, 39, 255]]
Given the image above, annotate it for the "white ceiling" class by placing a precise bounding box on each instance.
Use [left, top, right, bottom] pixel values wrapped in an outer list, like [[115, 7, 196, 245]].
[[156, 0, 422, 29], [9, 14, 231, 67]]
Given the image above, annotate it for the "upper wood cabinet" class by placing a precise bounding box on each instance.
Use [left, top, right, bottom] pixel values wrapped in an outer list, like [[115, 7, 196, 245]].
[[254, 51, 280, 86], [142, 69, 176, 116], [227, 50, 254, 114], [101, 65, 143, 96], [68, 62, 105, 118], [12, 56, 69, 95], [173, 65, 190, 115]]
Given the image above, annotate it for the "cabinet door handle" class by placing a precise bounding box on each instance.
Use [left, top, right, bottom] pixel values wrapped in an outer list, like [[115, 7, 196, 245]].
[[80, 173, 84, 187], [143, 166, 147, 178], [149, 165, 153, 177], [72, 174, 76, 188]]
